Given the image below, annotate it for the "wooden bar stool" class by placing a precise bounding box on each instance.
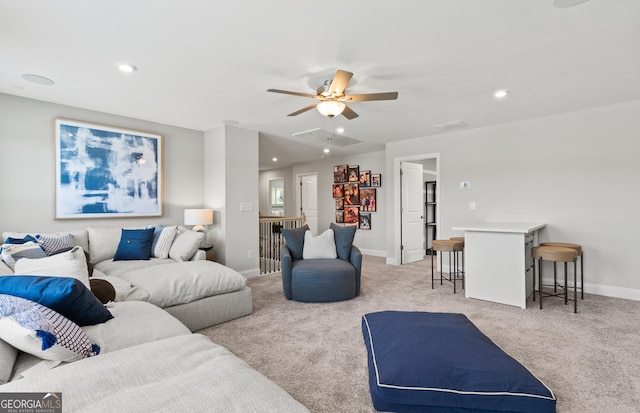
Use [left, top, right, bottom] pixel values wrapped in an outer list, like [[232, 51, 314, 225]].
[[431, 240, 464, 293], [540, 242, 583, 299], [449, 236, 465, 277], [532, 246, 579, 313]]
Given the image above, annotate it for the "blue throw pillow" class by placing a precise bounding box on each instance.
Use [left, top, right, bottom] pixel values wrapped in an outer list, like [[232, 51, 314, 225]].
[[330, 223, 357, 261], [4, 235, 38, 245], [281, 225, 309, 260], [114, 228, 155, 261], [0, 276, 113, 326]]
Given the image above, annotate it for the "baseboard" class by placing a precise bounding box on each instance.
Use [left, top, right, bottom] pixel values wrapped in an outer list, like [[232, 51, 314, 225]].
[[240, 268, 261, 278], [537, 277, 640, 301], [386, 257, 399, 266], [360, 248, 386, 257]]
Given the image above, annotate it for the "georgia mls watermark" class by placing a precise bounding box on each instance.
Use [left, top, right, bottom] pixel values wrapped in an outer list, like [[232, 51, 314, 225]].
[[0, 392, 62, 413]]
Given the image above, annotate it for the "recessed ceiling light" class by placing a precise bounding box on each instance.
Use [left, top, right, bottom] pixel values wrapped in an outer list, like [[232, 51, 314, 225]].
[[336, 127, 345, 134], [21, 73, 55, 85], [118, 64, 137, 73], [493, 89, 509, 99], [272, 157, 278, 162], [324, 148, 330, 154]]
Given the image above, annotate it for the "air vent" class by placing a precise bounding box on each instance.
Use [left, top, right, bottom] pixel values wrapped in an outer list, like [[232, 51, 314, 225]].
[[433, 120, 469, 130]]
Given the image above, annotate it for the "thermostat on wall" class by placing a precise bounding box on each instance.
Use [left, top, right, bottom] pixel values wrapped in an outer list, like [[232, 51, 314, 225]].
[[460, 181, 470, 189]]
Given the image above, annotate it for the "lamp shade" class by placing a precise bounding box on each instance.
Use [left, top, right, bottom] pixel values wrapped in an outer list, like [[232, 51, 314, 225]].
[[184, 209, 213, 232], [317, 100, 346, 117]]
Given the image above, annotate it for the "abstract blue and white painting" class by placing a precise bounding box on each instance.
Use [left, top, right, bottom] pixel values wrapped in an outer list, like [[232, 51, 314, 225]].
[[55, 119, 163, 219]]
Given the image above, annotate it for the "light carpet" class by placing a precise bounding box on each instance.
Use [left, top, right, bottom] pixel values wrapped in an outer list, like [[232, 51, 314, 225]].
[[199, 255, 640, 413]]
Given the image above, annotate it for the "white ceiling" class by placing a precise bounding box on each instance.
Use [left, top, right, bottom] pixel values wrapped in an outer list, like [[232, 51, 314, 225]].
[[2, 1, 639, 170]]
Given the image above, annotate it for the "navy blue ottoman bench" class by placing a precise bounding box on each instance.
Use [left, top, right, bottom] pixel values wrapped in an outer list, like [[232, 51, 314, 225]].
[[361, 311, 556, 413]]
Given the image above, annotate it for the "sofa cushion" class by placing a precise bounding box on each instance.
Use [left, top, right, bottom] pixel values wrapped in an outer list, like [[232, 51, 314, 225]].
[[282, 224, 309, 260], [87, 227, 124, 264], [302, 229, 337, 259], [114, 228, 155, 261], [14, 246, 90, 288], [93, 258, 176, 278], [0, 337, 17, 384], [36, 233, 75, 256], [82, 301, 190, 353], [90, 273, 151, 303], [149, 225, 178, 259], [0, 276, 113, 327], [0, 294, 100, 362], [0, 261, 13, 276], [116, 261, 246, 308], [169, 227, 205, 262], [330, 223, 357, 261], [1, 242, 46, 270]]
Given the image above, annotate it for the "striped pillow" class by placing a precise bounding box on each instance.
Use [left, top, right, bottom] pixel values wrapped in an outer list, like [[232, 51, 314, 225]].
[[36, 234, 75, 256], [0, 294, 100, 362]]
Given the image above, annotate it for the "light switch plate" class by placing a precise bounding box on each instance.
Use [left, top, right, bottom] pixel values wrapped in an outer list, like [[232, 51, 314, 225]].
[[240, 202, 253, 212]]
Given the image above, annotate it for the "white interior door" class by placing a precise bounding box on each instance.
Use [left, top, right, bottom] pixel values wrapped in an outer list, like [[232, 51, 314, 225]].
[[298, 173, 318, 234], [401, 161, 424, 264]]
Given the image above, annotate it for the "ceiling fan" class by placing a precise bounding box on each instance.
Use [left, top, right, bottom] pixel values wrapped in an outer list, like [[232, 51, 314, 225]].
[[267, 69, 398, 120]]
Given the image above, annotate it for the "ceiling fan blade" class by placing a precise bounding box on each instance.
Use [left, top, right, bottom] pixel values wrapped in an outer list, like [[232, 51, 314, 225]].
[[267, 89, 320, 99], [287, 104, 318, 117], [341, 105, 359, 120], [327, 70, 354, 96], [340, 92, 399, 102]]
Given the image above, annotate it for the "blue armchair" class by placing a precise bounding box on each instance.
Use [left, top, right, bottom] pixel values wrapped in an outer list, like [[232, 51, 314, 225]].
[[281, 224, 362, 303]]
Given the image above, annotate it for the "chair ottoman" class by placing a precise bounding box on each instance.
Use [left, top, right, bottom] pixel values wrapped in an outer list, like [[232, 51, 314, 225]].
[[361, 311, 556, 413]]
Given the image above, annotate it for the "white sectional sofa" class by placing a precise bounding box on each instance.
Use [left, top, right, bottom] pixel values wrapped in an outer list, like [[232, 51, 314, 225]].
[[0, 301, 309, 412], [1, 226, 252, 331]]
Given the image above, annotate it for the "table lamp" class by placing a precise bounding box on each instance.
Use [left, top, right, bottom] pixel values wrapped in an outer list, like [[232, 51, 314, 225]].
[[184, 209, 213, 232]]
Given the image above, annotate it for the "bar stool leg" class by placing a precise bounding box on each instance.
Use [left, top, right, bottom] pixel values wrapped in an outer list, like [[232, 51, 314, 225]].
[[574, 259, 578, 313], [431, 250, 435, 289], [554, 263, 557, 292], [539, 258, 543, 309], [451, 251, 456, 294], [439, 251, 443, 285], [580, 253, 584, 299], [532, 257, 536, 302], [564, 262, 568, 305]]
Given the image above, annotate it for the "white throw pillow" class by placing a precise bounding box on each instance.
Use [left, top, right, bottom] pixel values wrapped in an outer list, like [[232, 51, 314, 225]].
[[169, 227, 205, 262], [302, 229, 337, 259], [87, 227, 123, 264], [153, 226, 178, 259], [14, 246, 90, 288]]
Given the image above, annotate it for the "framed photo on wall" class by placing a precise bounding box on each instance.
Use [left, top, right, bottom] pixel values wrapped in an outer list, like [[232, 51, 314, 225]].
[[359, 213, 371, 230], [335, 211, 344, 223], [360, 188, 376, 212], [348, 165, 360, 182], [334, 165, 348, 183], [344, 206, 359, 227], [332, 183, 344, 198], [359, 170, 371, 187], [335, 198, 344, 210], [343, 183, 360, 206], [371, 173, 381, 187], [55, 119, 163, 219]]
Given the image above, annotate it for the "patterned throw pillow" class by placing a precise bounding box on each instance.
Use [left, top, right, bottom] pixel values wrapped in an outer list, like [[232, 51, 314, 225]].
[[0, 294, 100, 362], [36, 234, 75, 256], [1, 242, 46, 270], [150, 226, 178, 259]]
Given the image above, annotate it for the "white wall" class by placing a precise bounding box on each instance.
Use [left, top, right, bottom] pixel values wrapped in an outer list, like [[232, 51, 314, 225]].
[[386, 100, 640, 298], [203, 125, 259, 276], [0, 93, 204, 233], [258, 166, 294, 217], [292, 151, 386, 255]]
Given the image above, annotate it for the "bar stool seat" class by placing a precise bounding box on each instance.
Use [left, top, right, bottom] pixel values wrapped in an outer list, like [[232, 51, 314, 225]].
[[431, 240, 464, 293], [532, 246, 579, 313], [449, 237, 465, 276], [540, 242, 584, 299]]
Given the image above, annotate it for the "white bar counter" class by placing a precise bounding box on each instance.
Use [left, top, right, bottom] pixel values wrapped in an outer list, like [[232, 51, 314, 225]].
[[452, 223, 545, 309]]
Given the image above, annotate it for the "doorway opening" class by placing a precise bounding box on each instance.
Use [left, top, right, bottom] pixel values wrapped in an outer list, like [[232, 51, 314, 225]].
[[393, 153, 440, 265], [296, 172, 318, 234]]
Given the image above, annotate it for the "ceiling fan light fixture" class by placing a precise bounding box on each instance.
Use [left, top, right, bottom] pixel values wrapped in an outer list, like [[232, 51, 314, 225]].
[[317, 100, 346, 118]]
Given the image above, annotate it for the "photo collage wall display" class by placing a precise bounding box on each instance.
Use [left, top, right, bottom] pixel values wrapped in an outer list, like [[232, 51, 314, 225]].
[[333, 164, 381, 229]]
